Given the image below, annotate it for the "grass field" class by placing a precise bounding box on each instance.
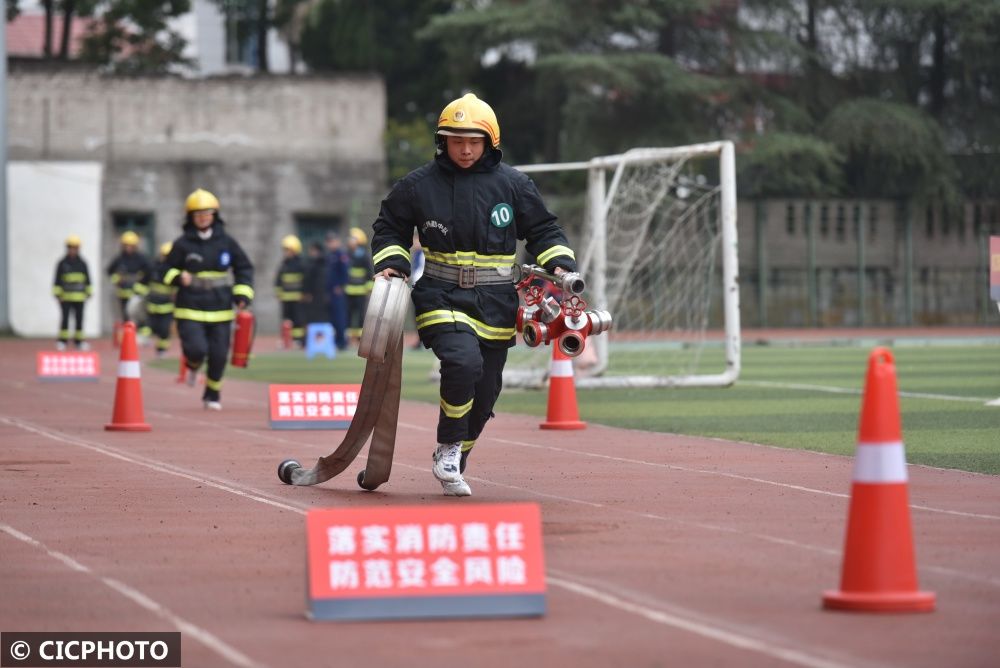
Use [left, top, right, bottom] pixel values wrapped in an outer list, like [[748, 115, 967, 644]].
[[155, 341, 1000, 475]]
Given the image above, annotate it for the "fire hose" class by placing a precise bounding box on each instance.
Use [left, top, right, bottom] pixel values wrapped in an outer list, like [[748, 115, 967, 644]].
[[276, 265, 611, 491], [277, 276, 410, 491]]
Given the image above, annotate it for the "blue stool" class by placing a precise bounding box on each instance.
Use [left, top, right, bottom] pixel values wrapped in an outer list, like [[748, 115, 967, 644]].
[[305, 322, 336, 360]]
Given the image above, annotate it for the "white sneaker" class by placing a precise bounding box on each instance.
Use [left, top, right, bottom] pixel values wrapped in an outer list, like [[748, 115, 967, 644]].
[[432, 442, 462, 483], [55, 341, 67, 351], [186, 367, 198, 387], [77, 341, 90, 351], [203, 400, 222, 411], [441, 476, 472, 497]]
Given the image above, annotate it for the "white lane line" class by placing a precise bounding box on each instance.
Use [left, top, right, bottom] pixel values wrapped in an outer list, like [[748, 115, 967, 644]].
[[741, 380, 992, 404], [11, 410, 997, 589], [487, 436, 1000, 521], [5, 416, 996, 668], [0, 523, 269, 668], [547, 571, 856, 668], [7, 377, 994, 514], [0, 416, 308, 515], [0, 486, 861, 668]]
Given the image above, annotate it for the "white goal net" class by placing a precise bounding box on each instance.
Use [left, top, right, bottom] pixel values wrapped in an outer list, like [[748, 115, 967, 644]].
[[507, 141, 741, 388]]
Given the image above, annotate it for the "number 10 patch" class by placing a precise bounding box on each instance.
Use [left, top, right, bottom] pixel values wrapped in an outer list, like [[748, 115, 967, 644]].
[[490, 203, 513, 228]]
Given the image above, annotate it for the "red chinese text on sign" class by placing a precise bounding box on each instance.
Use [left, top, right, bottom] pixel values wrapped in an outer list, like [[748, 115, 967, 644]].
[[36, 351, 100, 380], [306, 503, 545, 600], [267, 383, 360, 429]]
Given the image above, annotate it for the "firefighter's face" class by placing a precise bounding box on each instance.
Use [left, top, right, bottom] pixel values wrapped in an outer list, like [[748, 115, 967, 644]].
[[446, 135, 485, 169], [192, 209, 214, 230]]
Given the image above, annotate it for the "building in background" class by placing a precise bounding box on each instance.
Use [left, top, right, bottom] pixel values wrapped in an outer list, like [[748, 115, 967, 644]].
[[7, 67, 385, 335], [6, 0, 294, 76]]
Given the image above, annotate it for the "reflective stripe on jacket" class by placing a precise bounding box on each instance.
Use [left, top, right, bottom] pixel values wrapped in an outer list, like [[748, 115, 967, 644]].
[[371, 149, 576, 348]]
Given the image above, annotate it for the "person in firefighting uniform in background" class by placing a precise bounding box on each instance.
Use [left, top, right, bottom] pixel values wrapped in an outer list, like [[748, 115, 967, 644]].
[[325, 233, 350, 351], [164, 188, 254, 411], [372, 93, 578, 496], [52, 235, 93, 350], [302, 241, 329, 326], [106, 230, 151, 325], [274, 235, 306, 348], [140, 242, 178, 358], [344, 227, 374, 343]]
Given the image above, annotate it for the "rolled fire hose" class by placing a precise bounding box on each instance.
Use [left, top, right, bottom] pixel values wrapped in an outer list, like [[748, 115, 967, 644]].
[[277, 276, 411, 491]]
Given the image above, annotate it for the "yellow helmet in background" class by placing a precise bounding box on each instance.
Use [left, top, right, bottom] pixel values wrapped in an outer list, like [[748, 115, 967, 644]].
[[120, 230, 140, 246], [160, 242, 173, 256], [185, 188, 220, 213], [437, 93, 500, 148], [349, 227, 368, 245], [65, 234, 82, 247], [281, 235, 302, 254]]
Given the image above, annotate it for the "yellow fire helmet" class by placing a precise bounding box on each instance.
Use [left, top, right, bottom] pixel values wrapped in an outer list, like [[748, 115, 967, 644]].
[[349, 227, 368, 245], [281, 234, 302, 254], [120, 230, 140, 246], [437, 93, 500, 148], [160, 242, 173, 256], [185, 188, 220, 214], [65, 234, 82, 247]]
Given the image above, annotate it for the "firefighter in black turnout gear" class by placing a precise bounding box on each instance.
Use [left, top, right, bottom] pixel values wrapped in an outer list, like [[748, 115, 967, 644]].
[[106, 230, 151, 323], [371, 93, 578, 497], [142, 242, 178, 357], [345, 227, 373, 342], [275, 235, 306, 347], [52, 235, 93, 350], [164, 189, 254, 411]]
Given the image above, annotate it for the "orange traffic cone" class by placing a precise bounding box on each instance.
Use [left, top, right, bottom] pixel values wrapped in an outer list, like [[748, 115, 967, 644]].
[[823, 347, 934, 612], [175, 354, 188, 384], [540, 343, 586, 430], [105, 322, 152, 432]]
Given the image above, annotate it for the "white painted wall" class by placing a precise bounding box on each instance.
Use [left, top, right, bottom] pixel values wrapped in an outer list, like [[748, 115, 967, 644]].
[[8, 162, 104, 338]]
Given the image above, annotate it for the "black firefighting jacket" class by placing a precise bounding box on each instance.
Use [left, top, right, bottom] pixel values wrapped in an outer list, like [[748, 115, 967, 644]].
[[274, 255, 305, 302], [371, 147, 577, 348], [106, 251, 152, 299], [163, 219, 254, 323], [53, 255, 92, 302], [142, 259, 178, 315]]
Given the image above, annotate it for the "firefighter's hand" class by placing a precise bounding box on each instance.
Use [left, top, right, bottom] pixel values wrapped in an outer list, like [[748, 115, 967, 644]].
[[234, 297, 249, 310], [375, 269, 405, 280], [179, 270, 193, 287]]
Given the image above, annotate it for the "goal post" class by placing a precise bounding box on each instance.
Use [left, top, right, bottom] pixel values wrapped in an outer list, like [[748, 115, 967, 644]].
[[510, 141, 741, 388]]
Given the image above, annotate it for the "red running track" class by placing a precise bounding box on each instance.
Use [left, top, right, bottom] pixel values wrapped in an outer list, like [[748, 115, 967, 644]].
[[2, 336, 999, 667]]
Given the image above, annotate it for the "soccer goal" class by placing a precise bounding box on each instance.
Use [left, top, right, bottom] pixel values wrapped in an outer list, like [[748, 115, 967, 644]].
[[508, 141, 741, 388]]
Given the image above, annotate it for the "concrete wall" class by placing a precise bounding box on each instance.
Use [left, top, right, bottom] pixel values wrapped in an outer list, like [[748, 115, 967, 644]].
[[8, 69, 383, 163], [738, 199, 1000, 326], [8, 162, 104, 338], [7, 66, 388, 334]]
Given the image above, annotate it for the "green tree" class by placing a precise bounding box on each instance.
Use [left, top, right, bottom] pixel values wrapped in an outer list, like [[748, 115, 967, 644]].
[[79, 0, 191, 74], [422, 0, 734, 163], [820, 98, 957, 202], [300, 0, 452, 119], [738, 132, 843, 198]]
